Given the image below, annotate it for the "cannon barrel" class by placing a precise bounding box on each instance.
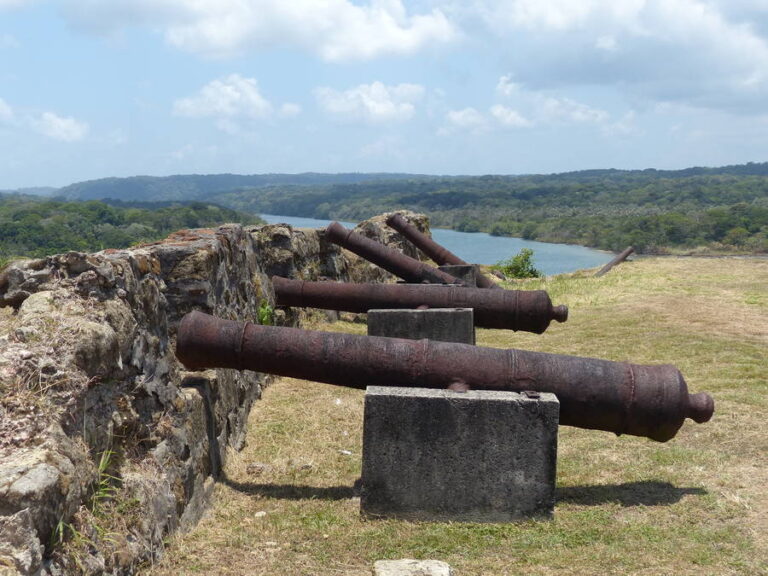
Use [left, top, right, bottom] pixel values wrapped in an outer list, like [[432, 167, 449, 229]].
[[325, 221, 466, 286], [386, 213, 499, 289], [272, 276, 567, 333], [176, 311, 714, 442], [595, 246, 635, 278]]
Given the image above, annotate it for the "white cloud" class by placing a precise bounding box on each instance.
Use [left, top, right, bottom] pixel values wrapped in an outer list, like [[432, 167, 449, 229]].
[[474, 0, 615, 31], [62, 0, 457, 61], [0, 97, 13, 123], [33, 112, 89, 142], [490, 105, 531, 128], [602, 111, 640, 137], [470, 0, 768, 113], [595, 35, 617, 52], [315, 82, 424, 123], [447, 76, 607, 133], [538, 96, 609, 124], [173, 74, 273, 120], [496, 75, 522, 98], [279, 103, 302, 118], [441, 107, 488, 135], [493, 75, 609, 127]]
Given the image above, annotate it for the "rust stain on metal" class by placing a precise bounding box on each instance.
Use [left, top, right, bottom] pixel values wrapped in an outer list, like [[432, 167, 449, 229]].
[[386, 213, 499, 289], [176, 311, 715, 442], [272, 276, 568, 333], [325, 221, 466, 286]]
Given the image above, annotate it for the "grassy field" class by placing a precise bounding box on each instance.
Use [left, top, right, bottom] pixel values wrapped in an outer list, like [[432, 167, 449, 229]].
[[147, 258, 767, 575]]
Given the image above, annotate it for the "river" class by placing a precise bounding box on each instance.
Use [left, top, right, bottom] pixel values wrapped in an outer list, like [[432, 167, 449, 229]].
[[259, 214, 612, 276]]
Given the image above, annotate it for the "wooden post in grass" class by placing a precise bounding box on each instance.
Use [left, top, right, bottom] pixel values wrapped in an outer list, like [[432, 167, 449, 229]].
[[595, 246, 635, 278]]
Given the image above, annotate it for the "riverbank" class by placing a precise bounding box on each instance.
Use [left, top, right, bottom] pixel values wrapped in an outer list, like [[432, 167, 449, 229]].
[[259, 213, 613, 275], [260, 213, 767, 269], [429, 226, 768, 259]]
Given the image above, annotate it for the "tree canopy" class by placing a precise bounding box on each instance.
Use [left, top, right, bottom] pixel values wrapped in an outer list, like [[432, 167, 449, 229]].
[[0, 196, 263, 263]]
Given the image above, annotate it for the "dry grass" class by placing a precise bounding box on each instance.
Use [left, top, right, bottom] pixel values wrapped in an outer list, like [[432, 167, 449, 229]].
[[148, 257, 768, 576], [0, 294, 82, 454]]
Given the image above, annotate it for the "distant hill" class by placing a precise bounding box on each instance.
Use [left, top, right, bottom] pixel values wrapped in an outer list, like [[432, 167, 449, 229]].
[[206, 162, 768, 254], [58, 173, 427, 202], [0, 187, 58, 197], [15, 162, 768, 253], [53, 164, 768, 206]]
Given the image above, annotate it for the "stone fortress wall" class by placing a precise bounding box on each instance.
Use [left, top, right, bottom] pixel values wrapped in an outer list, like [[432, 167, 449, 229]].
[[0, 212, 429, 575]]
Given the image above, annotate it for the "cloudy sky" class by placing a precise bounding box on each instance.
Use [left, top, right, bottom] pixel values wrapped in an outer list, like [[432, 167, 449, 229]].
[[2, 0, 768, 188]]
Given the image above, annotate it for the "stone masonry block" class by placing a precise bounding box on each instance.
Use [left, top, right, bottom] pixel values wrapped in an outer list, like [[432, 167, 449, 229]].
[[361, 387, 559, 522], [367, 308, 475, 345]]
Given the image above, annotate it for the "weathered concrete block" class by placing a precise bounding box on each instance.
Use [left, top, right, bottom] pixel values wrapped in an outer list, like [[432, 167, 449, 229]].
[[367, 308, 475, 345], [438, 264, 477, 287], [361, 387, 559, 522]]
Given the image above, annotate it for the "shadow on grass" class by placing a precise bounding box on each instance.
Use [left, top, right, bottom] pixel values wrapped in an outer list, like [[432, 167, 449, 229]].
[[222, 476, 704, 506], [557, 481, 707, 507], [221, 475, 356, 501]]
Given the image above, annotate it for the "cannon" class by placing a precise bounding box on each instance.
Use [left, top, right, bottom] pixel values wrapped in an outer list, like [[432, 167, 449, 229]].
[[176, 311, 714, 442], [595, 246, 635, 278], [325, 221, 466, 286], [386, 213, 499, 289], [272, 276, 567, 333]]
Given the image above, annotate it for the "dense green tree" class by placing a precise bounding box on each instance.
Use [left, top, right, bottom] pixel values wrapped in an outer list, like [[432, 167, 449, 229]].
[[0, 196, 262, 261]]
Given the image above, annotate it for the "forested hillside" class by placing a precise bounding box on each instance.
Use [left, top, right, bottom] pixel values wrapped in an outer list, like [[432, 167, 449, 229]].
[[0, 196, 263, 263], [56, 173, 425, 202], [212, 164, 768, 253], [24, 162, 768, 254]]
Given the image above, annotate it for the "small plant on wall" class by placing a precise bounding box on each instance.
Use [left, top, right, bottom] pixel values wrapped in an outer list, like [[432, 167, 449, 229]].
[[258, 299, 275, 325]]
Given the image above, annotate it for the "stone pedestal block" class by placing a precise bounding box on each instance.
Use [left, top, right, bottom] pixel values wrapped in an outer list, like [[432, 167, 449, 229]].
[[438, 264, 477, 286], [367, 308, 475, 345], [361, 387, 559, 522]]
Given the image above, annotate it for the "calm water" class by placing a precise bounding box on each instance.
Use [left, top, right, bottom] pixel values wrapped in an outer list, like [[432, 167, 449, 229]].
[[259, 214, 612, 275]]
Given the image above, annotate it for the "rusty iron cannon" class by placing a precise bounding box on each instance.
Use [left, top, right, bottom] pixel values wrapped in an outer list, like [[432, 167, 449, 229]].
[[595, 246, 635, 278], [176, 311, 714, 442], [272, 276, 567, 333], [385, 213, 499, 289], [325, 221, 467, 286]]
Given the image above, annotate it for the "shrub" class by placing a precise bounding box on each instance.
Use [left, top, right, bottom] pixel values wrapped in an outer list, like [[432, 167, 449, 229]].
[[494, 248, 542, 279]]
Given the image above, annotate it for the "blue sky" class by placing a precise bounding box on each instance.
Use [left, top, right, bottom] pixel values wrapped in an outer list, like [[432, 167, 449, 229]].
[[1, 0, 768, 189]]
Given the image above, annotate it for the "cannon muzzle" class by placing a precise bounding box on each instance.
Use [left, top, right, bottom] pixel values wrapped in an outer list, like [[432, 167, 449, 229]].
[[385, 213, 499, 289], [272, 276, 567, 333], [176, 311, 714, 442], [325, 221, 466, 286]]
